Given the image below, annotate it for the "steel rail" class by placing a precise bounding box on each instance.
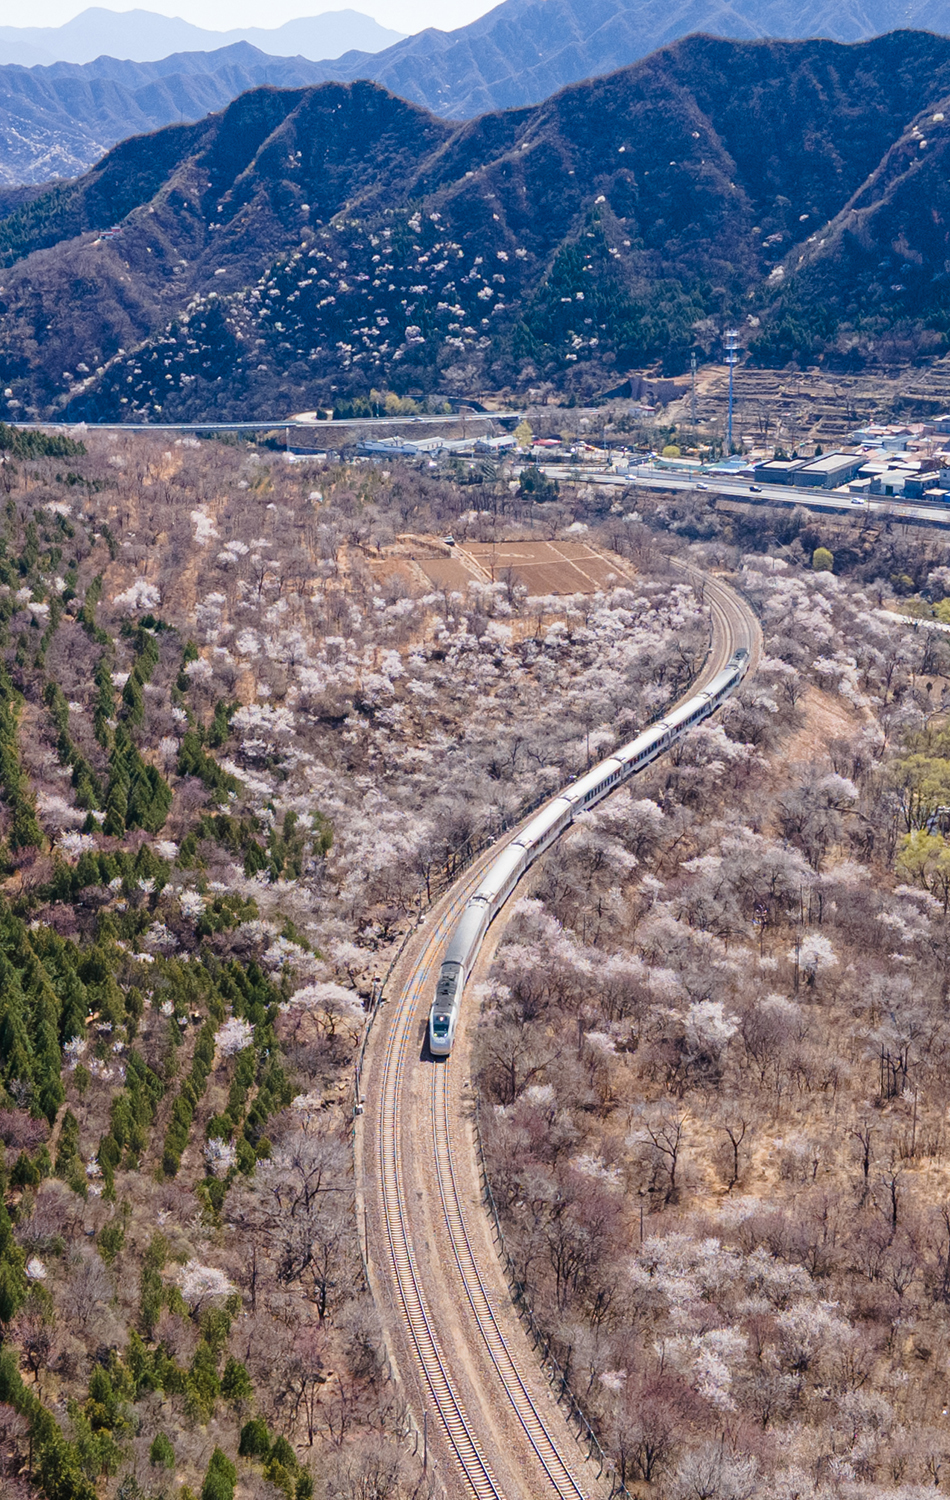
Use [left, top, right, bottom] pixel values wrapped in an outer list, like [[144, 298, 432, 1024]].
[[378, 884, 507, 1500], [432, 1062, 590, 1500]]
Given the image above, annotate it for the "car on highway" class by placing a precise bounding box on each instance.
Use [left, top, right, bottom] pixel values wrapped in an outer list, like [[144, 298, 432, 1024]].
[[697, 482, 709, 490], [749, 484, 763, 492]]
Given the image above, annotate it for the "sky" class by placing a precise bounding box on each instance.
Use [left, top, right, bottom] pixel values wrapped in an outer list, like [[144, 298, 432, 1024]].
[[0, 0, 498, 33]]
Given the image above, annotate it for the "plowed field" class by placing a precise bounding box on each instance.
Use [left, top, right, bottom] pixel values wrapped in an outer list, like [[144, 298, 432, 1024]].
[[461, 539, 629, 594]]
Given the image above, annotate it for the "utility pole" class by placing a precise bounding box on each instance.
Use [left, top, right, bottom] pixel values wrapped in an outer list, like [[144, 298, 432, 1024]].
[[690, 350, 697, 427], [724, 330, 739, 453]]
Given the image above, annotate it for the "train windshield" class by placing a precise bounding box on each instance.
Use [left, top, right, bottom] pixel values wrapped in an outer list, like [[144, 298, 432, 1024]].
[[432, 1014, 451, 1037]]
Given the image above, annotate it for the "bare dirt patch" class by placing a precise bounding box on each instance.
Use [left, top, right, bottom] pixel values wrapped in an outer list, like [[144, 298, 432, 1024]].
[[415, 556, 482, 590], [368, 557, 425, 593], [460, 538, 629, 594], [782, 683, 867, 761]]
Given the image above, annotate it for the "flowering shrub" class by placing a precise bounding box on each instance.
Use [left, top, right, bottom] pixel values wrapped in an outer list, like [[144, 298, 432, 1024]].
[[215, 1017, 255, 1057]]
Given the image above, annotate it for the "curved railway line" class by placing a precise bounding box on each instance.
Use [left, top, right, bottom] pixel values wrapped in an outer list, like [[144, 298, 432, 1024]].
[[356, 564, 762, 1500]]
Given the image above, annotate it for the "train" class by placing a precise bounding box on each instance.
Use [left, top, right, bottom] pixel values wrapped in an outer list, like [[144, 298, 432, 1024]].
[[428, 647, 750, 1055]]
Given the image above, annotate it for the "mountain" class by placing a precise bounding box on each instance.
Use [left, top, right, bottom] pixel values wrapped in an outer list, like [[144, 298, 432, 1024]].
[[756, 102, 950, 367], [0, 44, 356, 185], [1, 31, 950, 421], [6, 0, 950, 190], [0, 9, 405, 67], [315, 0, 950, 119]]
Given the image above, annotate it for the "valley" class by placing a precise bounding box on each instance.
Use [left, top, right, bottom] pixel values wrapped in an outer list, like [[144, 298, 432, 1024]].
[[1, 422, 950, 1500], [5, 1, 950, 1495]]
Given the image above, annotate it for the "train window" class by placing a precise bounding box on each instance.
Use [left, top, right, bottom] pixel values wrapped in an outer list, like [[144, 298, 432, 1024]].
[[432, 1015, 451, 1037]]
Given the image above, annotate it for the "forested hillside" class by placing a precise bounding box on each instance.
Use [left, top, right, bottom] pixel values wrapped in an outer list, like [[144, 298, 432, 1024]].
[[7, 414, 950, 1498], [0, 423, 714, 1499], [1, 32, 950, 419]]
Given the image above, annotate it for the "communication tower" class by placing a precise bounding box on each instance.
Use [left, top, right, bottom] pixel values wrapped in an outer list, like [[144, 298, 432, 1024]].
[[724, 329, 739, 452]]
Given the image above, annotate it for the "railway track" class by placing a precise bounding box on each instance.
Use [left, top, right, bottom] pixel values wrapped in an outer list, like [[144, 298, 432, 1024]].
[[432, 1061, 589, 1500], [357, 567, 761, 1500], [378, 896, 505, 1500]]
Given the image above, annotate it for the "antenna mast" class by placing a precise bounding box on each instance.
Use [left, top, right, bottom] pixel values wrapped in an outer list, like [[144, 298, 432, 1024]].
[[724, 329, 739, 453]]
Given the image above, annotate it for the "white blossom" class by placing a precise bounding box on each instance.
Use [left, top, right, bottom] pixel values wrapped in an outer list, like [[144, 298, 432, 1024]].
[[216, 1016, 254, 1056], [191, 507, 219, 545], [179, 1259, 237, 1306], [180, 889, 206, 918], [204, 1137, 238, 1176], [794, 933, 838, 976], [57, 831, 97, 858], [686, 999, 739, 1058], [113, 579, 161, 614]]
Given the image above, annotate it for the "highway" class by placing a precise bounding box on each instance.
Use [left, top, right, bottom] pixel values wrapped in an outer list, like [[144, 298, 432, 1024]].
[[542, 463, 950, 529], [17, 412, 522, 434], [354, 565, 761, 1500]]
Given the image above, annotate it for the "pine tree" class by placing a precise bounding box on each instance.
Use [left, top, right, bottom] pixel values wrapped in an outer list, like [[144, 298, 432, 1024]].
[[0, 1198, 27, 1322], [58, 969, 88, 1045], [0, 955, 33, 1096]]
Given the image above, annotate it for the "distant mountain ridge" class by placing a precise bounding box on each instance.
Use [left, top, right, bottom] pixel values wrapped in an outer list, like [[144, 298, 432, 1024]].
[[246, 0, 950, 118], [0, 8, 404, 67], [0, 44, 349, 185], [0, 32, 947, 421], [6, 0, 950, 189]]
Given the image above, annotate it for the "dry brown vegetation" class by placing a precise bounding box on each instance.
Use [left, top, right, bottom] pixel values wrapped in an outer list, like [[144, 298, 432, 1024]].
[[12, 425, 950, 1500], [0, 429, 711, 1500]]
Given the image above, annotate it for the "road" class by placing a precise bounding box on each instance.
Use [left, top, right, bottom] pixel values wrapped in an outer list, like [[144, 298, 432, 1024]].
[[354, 566, 761, 1500], [18, 412, 522, 434], [542, 464, 950, 529]]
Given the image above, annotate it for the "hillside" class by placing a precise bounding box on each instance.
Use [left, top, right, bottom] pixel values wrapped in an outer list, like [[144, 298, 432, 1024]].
[[2, 419, 950, 1498], [0, 32, 949, 417], [0, 418, 715, 1500], [757, 105, 950, 366], [475, 505, 950, 1499]]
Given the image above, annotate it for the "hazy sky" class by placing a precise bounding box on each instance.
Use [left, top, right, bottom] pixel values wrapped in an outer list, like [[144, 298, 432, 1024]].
[[0, 0, 498, 33]]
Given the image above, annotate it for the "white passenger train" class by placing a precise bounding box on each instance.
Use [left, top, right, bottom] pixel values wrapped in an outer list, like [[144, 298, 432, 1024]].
[[428, 648, 750, 1054]]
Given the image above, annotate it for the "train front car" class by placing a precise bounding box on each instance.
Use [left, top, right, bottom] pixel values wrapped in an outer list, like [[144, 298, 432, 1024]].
[[429, 964, 462, 1055], [428, 899, 490, 1056]]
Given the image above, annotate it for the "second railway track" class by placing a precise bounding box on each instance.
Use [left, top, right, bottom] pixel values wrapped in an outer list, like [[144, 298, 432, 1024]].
[[357, 565, 762, 1500]]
